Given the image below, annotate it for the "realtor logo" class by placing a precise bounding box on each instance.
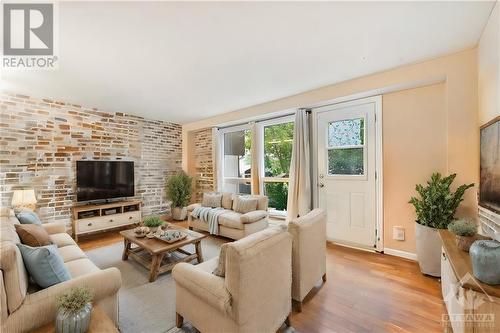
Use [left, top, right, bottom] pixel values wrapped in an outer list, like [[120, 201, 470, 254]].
[[2, 2, 58, 69]]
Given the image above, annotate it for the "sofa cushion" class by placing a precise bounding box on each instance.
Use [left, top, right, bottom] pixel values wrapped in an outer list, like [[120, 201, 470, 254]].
[[212, 243, 229, 277], [17, 244, 71, 288], [202, 193, 223, 208], [15, 210, 42, 225], [240, 210, 268, 223], [219, 212, 244, 230], [15, 224, 52, 247], [221, 193, 233, 210], [65, 258, 100, 278], [233, 196, 258, 214], [58, 245, 87, 263], [50, 233, 77, 248]]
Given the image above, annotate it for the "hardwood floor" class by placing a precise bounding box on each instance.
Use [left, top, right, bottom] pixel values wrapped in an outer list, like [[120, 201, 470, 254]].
[[78, 227, 445, 333]]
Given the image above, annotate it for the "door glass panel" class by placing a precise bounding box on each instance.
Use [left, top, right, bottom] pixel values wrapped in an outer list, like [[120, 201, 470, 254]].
[[328, 118, 364, 147], [223, 130, 252, 179], [328, 148, 364, 175]]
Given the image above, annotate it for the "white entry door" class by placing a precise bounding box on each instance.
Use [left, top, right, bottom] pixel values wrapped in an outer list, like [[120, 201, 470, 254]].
[[316, 96, 381, 250]]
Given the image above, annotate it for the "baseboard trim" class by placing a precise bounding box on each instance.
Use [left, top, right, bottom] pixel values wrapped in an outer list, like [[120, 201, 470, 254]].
[[383, 248, 417, 261]]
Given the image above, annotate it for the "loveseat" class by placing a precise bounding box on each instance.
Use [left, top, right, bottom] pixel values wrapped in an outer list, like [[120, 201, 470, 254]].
[[0, 211, 121, 332], [187, 193, 269, 240]]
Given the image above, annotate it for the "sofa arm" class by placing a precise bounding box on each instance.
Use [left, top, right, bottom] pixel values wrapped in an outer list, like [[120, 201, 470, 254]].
[[27, 268, 122, 305], [187, 203, 201, 212], [240, 210, 268, 223], [41, 222, 66, 235], [173, 263, 231, 314]]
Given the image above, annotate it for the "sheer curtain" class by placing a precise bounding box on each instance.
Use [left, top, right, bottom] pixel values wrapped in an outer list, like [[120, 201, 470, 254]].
[[286, 109, 312, 221], [250, 122, 260, 195]]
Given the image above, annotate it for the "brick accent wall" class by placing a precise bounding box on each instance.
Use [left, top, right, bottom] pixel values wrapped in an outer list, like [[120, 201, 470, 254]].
[[193, 128, 215, 202], [0, 92, 182, 232]]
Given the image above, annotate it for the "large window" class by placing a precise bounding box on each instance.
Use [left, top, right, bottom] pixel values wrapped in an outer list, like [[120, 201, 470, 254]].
[[221, 127, 252, 194], [262, 120, 294, 213]]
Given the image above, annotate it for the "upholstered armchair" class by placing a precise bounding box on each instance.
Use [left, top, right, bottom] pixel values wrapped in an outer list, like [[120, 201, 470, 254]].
[[172, 227, 292, 333], [288, 208, 327, 312]]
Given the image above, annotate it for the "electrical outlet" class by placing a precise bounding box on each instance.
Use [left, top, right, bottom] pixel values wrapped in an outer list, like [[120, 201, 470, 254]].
[[393, 226, 405, 241]]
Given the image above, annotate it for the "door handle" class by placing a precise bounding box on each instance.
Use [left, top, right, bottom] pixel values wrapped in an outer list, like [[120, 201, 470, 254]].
[[318, 183, 325, 188]]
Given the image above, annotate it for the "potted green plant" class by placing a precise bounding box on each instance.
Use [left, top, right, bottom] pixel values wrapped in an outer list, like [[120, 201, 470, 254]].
[[448, 218, 477, 252], [409, 173, 474, 276], [56, 287, 93, 333], [143, 215, 164, 232], [166, 171, 192, 221]]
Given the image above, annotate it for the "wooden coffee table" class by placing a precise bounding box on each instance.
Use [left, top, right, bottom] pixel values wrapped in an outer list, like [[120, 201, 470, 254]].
[[120, 225, 207, 282]]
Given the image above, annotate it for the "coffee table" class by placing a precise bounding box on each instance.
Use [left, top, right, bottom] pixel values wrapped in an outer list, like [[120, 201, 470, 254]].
[[120, 225, 207, 282]]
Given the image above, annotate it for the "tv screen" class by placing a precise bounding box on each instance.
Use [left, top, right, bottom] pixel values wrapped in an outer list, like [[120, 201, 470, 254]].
[[480, 117, 500, 214], [76, 161, 134, 202]]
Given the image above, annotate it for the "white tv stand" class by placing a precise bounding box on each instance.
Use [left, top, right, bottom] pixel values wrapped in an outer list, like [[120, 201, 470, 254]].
[[71, 200, 142, 241]]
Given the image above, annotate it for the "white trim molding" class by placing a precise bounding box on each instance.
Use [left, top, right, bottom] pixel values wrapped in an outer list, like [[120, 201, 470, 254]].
[[383, 248, 417, 261]]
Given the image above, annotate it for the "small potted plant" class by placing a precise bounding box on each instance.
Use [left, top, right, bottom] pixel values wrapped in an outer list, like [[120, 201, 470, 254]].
[[448, 218, 477, 252], [166, 171, 193, 221], [409, 173, 474, 276], [56, 287, 93, 333], [143, 216, 164, 232]]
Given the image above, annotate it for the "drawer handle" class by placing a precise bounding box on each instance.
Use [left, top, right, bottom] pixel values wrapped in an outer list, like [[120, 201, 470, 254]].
[[87, 223, 92, 227], [129, 216, 133, 219]]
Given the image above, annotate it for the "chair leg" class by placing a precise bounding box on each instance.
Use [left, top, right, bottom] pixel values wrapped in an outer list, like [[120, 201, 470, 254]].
[[322, 273, 327, 282], [294, 300, 303, 313], [284, 313, 291, 327], [176, 312, 184, 328]]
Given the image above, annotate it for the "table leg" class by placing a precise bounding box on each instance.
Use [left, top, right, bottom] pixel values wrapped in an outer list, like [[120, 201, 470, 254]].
[[149, 253, 165, 282], [195, 241, 204, 263], [122, 239, 131, 260]]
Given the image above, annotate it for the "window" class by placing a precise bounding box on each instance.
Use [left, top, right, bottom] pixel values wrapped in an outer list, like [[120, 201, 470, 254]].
[[217, 116, 294, 216], [221, 127, 252, 194], [327, 118, 365, 175]]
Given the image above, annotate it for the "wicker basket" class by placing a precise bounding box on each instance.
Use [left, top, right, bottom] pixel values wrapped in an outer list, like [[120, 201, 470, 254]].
[[455, 235, 476, 252]]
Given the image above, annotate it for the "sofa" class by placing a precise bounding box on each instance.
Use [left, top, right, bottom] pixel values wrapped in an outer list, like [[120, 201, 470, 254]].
[[0, 212, 122, 333], [187, 193, 269, 240], [288, 208, 327, 312], [173, 226, 292, 333]]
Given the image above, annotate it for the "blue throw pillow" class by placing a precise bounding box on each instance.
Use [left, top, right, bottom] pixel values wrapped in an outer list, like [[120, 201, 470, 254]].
[[17, 244, 71, 288], [16, 210, 42, 225]]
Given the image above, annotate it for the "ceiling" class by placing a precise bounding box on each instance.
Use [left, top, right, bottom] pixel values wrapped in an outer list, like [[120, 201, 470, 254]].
[[2, 1, 495, 124]]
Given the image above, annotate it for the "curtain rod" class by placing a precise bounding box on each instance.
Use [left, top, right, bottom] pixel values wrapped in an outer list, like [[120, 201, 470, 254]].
[[216, 108, 310, 130]]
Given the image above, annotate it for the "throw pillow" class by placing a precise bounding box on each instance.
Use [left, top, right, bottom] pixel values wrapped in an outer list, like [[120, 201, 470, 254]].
[[16, 210, 42, 225], [15, 224, 52, 247], [202, 193, 223, 208], [221, 193, 233, 210], [233, 196, 258, 214], [212, 243, 229, 277], [16, 244, 71, 288]]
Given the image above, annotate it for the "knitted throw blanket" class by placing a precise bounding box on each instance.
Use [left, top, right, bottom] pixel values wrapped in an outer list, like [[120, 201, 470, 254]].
[[191, 206, 228, 235]]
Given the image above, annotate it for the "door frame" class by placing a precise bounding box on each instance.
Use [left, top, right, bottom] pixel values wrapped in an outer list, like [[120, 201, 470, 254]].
[[311, 95, 383, 252]]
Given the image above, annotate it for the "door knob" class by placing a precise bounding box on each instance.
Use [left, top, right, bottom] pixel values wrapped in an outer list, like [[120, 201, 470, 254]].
[[318, 183, 325, 188]]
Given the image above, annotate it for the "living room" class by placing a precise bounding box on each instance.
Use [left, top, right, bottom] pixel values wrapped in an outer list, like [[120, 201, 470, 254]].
[[1, 1, 499, 333]]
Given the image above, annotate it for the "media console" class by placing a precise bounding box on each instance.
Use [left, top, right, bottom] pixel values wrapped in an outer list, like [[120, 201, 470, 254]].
[[71, 200, 142, 241]]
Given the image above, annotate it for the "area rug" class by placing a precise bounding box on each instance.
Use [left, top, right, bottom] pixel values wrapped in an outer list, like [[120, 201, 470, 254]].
[[86, 236, 226, 333]]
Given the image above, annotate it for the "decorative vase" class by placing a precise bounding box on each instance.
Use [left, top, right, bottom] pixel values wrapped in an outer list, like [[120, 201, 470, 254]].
[[455, 235, 476, 252], [470, 240, 500, 285], [415, 222, 442, 277], [56, 303, 92, 333], [172, 207, 187, 221]]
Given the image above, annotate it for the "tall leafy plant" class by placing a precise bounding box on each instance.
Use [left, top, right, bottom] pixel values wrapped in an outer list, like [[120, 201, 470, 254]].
[[166, 171, 192, 208], [409, 173, 474, 229]]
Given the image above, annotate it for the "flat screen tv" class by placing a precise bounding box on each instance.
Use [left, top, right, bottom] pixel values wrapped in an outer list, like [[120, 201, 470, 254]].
[[76, 161, 134, 202], [480, 116, 500, 214]]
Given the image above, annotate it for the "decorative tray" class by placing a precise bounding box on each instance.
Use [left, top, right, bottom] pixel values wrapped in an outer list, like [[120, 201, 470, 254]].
[[155, 230, 187, 244]]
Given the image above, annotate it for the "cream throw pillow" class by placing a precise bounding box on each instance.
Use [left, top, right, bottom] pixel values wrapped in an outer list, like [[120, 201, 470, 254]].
[[202, 193, 222, 208], [233, 196, 258, 214], [212, 243, 229, 277]]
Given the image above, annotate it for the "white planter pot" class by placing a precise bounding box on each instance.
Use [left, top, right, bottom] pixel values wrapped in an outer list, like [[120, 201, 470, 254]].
[[415, 222, 442, 277], [171, 207, 187, 221]]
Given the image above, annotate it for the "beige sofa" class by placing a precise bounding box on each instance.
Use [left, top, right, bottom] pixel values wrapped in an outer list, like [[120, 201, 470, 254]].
[[0, 213, 122, 333], [288, 208, 327, 312], [173, 226, 292, 333], [187, 193, 269, 240]]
